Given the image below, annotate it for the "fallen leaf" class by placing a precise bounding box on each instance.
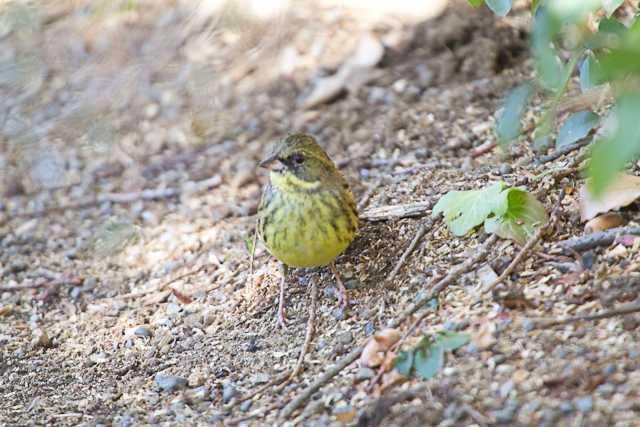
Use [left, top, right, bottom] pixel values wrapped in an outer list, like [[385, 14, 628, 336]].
[[372, 328, 401, 350], [580, 174, 640, 221], [171, 287, 193, 304], [584, 213, 626, 232], [360, 328, 401, 367]]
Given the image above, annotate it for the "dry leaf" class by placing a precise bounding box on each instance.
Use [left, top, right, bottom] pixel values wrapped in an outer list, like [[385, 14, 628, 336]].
[[373, 328, 401, 350], [172, 287, 193, 304], [580, 174, 640, 221], [359, 328, 400, 367], [584, 213, 626, 232], [302, 33, 383, 109]]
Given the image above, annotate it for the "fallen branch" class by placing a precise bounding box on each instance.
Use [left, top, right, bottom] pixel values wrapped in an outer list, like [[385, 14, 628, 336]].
[[470, 141, 497, 158], [290, 279, 318, 379], [0, 281, 45, 292], [357, 178, 382, 211], [113, 264, 209, 301], [557, 226, 640, 252], [534, 138, 591, 166], [360, 201, 432, 222], [17, 175, 222, 218], [526, 300, 640, 329], [278, 235, 498, 421], [482, 190, 565, 294], [387, 218, 433, 281]]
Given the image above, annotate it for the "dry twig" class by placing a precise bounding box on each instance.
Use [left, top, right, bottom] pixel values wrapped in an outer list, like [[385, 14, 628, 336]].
[[360, 201, 432, 222], [387, 218, 433, 281], [557, 226, 640, 252], [17, 175, 222, 218], [526, 300, 640, 329], [358, 178, 382, 211], [534, 138, 591, 165], [290, 278, 318, 378]]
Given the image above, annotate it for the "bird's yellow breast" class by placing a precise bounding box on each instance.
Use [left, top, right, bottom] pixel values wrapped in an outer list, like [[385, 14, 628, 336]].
[[259, 172, 358, 268]]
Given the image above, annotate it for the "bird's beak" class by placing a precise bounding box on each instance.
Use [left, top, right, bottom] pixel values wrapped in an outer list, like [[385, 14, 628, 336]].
[[259, 154, 284, 171]]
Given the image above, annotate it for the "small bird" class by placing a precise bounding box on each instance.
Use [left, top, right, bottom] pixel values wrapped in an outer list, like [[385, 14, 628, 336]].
[[257, 133, 359, 327]]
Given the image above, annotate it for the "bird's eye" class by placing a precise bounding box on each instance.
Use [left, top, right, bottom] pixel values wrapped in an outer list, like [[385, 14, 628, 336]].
[[291, 154, 304, 164]]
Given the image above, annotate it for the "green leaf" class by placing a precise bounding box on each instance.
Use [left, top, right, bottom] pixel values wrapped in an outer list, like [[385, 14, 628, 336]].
[[588, 94, 640, 195], [432, 182, 506, 236], [485, 0, 511, 16], [531, 7, 564, 92], [556, 111, 599, 147], [599, 17, 627, 35], [466, 0, 485, 6], [414, 341, 445, 380], [603, 0, 624, 18], [435, 331, 470, 351], [547, 0, 600, 23], [395, 350, 414, 377], [579, 54, 602, 91], [496, 83, 533, 144], [484, 188, 549, 244]]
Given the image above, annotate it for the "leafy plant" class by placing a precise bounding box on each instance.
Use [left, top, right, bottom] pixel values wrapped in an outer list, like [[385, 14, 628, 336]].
[[468, 0, 640, 197], [395, 331, 470, 380], [433, 182, 548, 244]]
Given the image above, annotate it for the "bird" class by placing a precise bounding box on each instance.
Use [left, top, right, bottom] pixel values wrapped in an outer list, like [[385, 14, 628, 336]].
[[257, 133, 359, 327]]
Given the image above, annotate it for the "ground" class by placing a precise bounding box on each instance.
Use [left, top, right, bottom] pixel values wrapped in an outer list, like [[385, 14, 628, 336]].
[[1, 1, 639, 426]]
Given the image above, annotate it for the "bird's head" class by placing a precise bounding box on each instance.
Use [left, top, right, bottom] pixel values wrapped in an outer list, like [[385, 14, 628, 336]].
[[259, 133, 336, 184]]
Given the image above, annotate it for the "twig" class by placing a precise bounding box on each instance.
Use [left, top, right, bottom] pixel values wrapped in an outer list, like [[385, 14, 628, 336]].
[[290, 279, 318, 379], [534, 138, 591, 165], [17, 175, 222, 218], [526, 300, 640, 329], [357, 178, 382, 211], [387, 218, 433, 281], [112, 264, 208, 301], [278, 235, 498, 421], [0, 282, 45, 292], [470, 141, 497, 158], [482, 190, 565, 294], [557, 226, 640, 252], [360, 201, 432, 222], [556, 85, 612, 117], [228, 372, 291, 410], [248, 223, 258, 283]]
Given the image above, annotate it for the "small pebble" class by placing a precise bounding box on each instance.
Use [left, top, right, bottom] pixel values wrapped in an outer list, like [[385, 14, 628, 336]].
[[364, 322, 375, 336], [222, 382, 236, 404], [133, 326, 153, 338], [602, 364, 616, 377], [355, 367, 375, 382], [186, 386, 210, 402], [240, 400, 252, 412], [559, 401, 574, 414], [332, 307, 346, 321], [155, 374, 187, 392], [250, 372, 270, 385], [336, 331, 353, 345], [499, 163, 513, 175], [575, 396, 593, 413]]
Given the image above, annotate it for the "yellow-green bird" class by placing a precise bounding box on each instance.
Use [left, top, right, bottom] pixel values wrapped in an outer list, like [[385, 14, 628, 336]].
[[257, 133, 359, 327]]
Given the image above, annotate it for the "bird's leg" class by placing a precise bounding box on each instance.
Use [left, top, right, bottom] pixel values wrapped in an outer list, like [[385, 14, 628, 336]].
[[329, 262, 348, 308], [277, 264, 289, 328]]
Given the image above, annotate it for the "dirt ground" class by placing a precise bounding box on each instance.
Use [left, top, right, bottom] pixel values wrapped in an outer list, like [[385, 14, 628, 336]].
[[1, 0, 640, 426]]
